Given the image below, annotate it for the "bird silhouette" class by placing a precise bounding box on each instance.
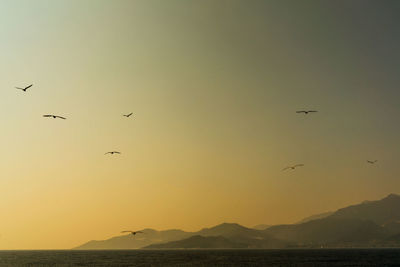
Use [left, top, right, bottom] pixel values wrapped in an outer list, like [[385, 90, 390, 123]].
[[121, 231, 144, 236], [367, 160, 378, 164], [123, 113, 133, 118], [282, 164, 304, 171], [43, 115, 66, 120], [15, 84, 33, 92], [105, 151, 121, 155], [296, 110, 317, 114]]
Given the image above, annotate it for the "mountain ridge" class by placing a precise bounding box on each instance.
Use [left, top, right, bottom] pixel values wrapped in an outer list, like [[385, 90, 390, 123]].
[[75, 193, 400, 249]]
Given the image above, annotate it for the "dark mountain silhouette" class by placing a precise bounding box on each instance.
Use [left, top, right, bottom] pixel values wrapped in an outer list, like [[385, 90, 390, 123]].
[[194, 223, 286, 248], [143, 223, 287, 249], [144, 235, 247, 249], [74, 229, 192, 249], [264, 194, 400, 247], [74, 223, 286, 249], [296, 211, 334, 224], [252, 224, 270, 230], [75, 194, 400, 249], [197, 223, 259, 238], [264, 217, 385, 246], [329, 194, 400, 225], [383, 221, 400, 236]]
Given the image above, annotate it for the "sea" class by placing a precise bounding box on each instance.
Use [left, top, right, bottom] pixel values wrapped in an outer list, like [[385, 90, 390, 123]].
[[0, 249, 399, 266]]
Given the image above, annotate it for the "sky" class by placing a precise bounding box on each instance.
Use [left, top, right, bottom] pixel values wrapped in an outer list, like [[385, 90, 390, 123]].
[[0, 0, 400, 249]]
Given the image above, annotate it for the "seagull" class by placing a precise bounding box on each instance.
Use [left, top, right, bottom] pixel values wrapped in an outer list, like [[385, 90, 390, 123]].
[[367, 160, 378, 164], [123, 113, 133, 118], [296, 110, 317, 114], [105, 151, 121, 155], [282, 164, 304, 171], [15, 84, 33, 92], [43, 115, 66, 119], [121, 231, 144, 236]]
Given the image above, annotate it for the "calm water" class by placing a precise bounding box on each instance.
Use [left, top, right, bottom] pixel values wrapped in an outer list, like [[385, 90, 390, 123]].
[[0, 249, 399, 267]]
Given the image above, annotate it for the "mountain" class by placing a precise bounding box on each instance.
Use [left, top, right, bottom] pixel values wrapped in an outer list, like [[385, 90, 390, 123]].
[[143, 223, 288, 249], [264, 194, 400, 247], [296, 211, 334, 224], [75, 223, 287, 249], [264, 217, 385, 246], [252, 224, 270, 230], [190, 223, 287, 248], [144, 235, 247, 249], [75, 194, 400, 249], [330, 194, 400, 225], [74, 229, 192, 249], [383, 221, 400, 235], [197, 223, 259, 238]]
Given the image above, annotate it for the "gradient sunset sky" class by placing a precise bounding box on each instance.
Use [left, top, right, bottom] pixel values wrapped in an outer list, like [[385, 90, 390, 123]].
[[1, 0, 400, 249]]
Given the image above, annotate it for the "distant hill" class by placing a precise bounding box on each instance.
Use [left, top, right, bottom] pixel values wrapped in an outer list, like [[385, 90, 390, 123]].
[[75, 223, 287, 249], [296, 211, 333, 224], [264, 194, 400, 247], [264, 217, 385, 246], [197, 223, 260, 238], [383, 221, 400, 235], [143, 223, 288, 249], [145, 235, 247, 249], [330, 194, 400, 225], [189, 223, 286, 248], [74, 229, 192, 250], [75, 194, 400, 249], [252, 224, 270, 230]]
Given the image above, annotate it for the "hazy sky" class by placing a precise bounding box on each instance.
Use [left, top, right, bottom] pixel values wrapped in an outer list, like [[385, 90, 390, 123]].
[[1, 0, 400, 249]]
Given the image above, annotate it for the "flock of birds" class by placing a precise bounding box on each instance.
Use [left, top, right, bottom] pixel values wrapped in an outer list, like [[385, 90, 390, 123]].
[[282, 110, 378, 171], [15, 84, 378, 236], [16, 84, 131, 156], [16, 83, 146, 236]]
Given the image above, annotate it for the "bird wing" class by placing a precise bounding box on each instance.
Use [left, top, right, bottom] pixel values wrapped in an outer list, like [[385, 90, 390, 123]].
[[105, 152, 112, 155], [43, 115, 53, 117], [25, 84, 33, 90], [282, 167, 291, 171], [56, 116, 66, 119], [128, 113, 133, 116], [121, 231, 133, 233], [294, 164, 304, 168], [15, 87, 24, 90], [307, 111, 318, 113], [114, 151, 121, 154], [296, 111, 306, 113], [136, 231, 144, 234]]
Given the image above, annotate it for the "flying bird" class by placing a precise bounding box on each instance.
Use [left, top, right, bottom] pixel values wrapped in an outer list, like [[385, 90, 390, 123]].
[[43, 115, 66, 119], [123, 113, 133, 118], [367, 160, 378, 164], [296, 110, 318, 114], [15, 84, 33, 92], [105, 151, 121, 155], [121, 231, 144, 236], [282, 164, 304, 171]]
